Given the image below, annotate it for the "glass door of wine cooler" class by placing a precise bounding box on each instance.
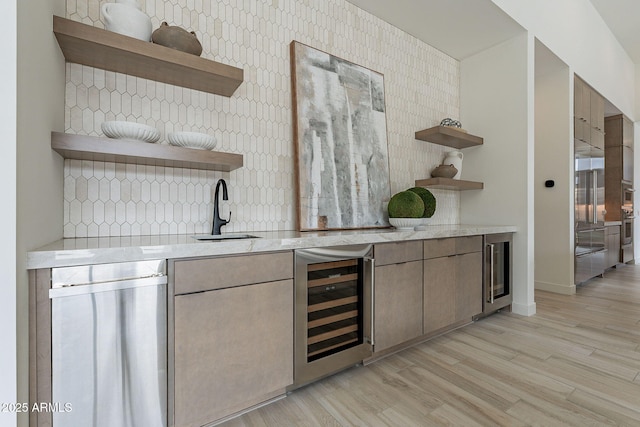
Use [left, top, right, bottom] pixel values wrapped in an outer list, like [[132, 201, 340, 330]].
[[483, 233, 512, 314], [306, 259, 363, 361]]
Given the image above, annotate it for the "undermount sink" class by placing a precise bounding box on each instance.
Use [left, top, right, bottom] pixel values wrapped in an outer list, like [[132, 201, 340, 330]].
[[193, 233, 260, 241]]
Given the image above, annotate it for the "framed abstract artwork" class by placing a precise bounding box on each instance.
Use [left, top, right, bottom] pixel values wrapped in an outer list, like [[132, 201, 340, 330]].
[[290, 41, 391, 231]]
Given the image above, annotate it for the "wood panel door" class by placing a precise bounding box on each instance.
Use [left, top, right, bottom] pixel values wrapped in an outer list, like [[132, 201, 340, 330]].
[[374, 260, 423, 351], [423, 256, 456, 334], [173, 279, 293, 427], [455, 251, 483, 321]]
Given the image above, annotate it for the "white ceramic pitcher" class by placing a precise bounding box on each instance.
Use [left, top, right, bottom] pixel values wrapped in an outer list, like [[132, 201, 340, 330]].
[[102, 0, 152, 41], [443, 150, 463, 179]]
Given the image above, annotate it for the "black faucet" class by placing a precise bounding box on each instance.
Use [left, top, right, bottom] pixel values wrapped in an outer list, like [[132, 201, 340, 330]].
[[212, 179, 231, 235]]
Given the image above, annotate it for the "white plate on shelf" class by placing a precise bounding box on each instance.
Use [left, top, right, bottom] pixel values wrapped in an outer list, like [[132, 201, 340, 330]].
[[101, 121, 160, 143], [168, 132, 217, 150]]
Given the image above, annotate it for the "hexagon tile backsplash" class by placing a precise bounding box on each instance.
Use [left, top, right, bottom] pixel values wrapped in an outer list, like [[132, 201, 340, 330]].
[[63, 0, 460, 238]]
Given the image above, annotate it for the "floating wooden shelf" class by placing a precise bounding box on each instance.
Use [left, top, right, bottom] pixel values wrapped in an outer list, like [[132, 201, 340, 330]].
[[415, 126, 483, 149], [415, 178, 484, 191], [51, 132, 243, 172], [53, 16, 243, 97]]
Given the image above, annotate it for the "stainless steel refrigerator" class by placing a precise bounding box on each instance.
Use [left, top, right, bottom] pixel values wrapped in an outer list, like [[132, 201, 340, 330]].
[[575, 155, 606, 284]]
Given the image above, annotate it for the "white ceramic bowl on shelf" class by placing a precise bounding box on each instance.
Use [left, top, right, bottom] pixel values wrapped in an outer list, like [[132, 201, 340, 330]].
[[167, 132, 217, 150], [389, 218, 424, 230], [101, 121, 160, 143]]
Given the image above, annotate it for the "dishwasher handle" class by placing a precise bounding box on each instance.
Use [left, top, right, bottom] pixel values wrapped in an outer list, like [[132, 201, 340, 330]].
[[49, 274, 167, 299]]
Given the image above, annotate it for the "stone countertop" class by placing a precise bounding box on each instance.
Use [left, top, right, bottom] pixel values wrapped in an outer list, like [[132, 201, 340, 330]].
[[27, 224, 517, 269]]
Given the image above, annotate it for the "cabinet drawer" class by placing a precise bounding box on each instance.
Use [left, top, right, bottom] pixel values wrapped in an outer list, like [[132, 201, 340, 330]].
[[375, 241, 422, 266], [423, 238, 455, 259], [455, 236, 483, 254], [174, 251, 293, 294]]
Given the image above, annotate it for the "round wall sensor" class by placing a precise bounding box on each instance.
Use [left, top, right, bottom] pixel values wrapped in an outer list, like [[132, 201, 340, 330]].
[[545, 180, 555, 188]]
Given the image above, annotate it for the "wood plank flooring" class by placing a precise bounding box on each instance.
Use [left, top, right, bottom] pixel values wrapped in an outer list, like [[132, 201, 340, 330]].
[[223, 265, 640, 426]]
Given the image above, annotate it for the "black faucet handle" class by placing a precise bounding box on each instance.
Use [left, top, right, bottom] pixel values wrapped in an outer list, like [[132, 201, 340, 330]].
[[225, 211, 232, 224]]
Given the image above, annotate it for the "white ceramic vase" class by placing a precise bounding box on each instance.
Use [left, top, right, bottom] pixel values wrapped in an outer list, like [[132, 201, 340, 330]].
[[443, 150, 463, 180], [102, 0, 152, 42]]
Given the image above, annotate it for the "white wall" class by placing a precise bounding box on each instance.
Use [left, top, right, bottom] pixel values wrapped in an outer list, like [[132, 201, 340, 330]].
[[492, 0, 635, 120], [534, 41, 574, 294], [62, 0, 462, 238], [490, 0, 638, 293], [15, 0, 66, 425], [0, 0, 17, 426], [460, 32, 536, 316]]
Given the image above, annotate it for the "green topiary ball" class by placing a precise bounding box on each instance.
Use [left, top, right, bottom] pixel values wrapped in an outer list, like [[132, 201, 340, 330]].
[[407, 187, 436, 218], [388, 191, 425, 218]]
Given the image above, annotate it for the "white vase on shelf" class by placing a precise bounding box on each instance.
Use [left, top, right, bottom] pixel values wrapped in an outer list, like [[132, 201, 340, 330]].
[[101, 0, 152, 42], [443, 150, 463, 180]]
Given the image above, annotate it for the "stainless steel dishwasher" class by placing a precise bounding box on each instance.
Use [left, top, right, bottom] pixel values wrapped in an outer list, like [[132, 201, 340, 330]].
[[50, 260, 167, 427]]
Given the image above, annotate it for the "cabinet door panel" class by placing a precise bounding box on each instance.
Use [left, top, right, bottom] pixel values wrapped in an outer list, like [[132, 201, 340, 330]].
[[174, 251, 293, 294], [423, 238, 455, 260], [574, 117, 584, 143], [591, 89, 605, 131], [623, 145, 633, 182], [423, 256, 456, 333], [374, 261, 423, 351], [455, 252, 483, 321], [623, 116, 634, 148], [455, 236, 482, 255], [574, 77, 584, 120], [581, 82, 591, 123], [375, 241, 423, 266], [591, 128, 604, 151], [173, 279, 293, 427]]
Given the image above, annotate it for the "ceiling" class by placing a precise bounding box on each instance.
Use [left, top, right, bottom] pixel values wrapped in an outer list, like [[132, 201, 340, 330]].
[[345, 0, 523, 60], [346, 0, 640, 64], [589, 0, 640, 64]]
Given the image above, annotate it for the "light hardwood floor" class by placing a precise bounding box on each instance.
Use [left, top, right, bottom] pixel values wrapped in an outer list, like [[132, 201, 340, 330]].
[[223, 265, 640, 426]]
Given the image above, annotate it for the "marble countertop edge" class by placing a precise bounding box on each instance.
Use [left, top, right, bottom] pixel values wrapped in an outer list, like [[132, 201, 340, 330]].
[[27, 224, 518, 269]]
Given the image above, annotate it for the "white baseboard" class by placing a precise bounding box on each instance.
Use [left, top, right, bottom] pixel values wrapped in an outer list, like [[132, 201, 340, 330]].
[[511, 301, 536, 316], [535, 280, 576, 295]]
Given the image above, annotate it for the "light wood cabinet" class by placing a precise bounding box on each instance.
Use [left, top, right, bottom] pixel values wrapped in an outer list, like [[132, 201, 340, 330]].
[[455, 251, 483, 320], [605, 114, 634, 221], [172, 252, 293, 427], [574, 76, 605, 154], [373, 242, 423, 352], [591, 89, 605, 132], [591, 87, 605, 151], [374, 260, 423, 351], [573, 77, 591, 149], [574, 77, 590, 124], [174, 251, 292, 295], [423, 255, 456, 332], [423, 236, 483, 334]]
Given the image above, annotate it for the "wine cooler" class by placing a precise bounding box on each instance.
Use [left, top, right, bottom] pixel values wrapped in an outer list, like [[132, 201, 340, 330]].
[[292, 245, 374, 389], [481, 233, 513, 316]]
